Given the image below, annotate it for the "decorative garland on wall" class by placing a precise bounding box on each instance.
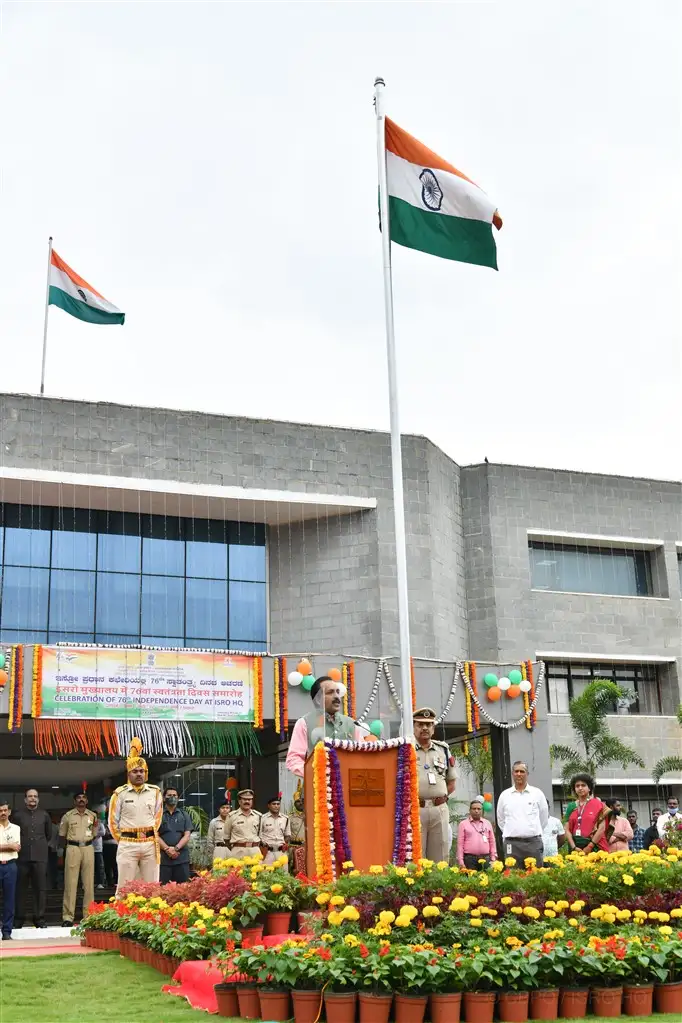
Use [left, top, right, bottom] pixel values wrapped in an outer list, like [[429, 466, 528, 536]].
[[115, 720, 193, 759], [273, 656, 288, 741], [31, 644, 43, 718], [410, 657, 417, 713], [34, 719, 119, 756], [8, 645, 24, 733], [341, 661, 356, 719], [312, 741, 334, 883], [253, 656, 263, 729], [463, 662, 545, 731], [435, 662, 461, 725]]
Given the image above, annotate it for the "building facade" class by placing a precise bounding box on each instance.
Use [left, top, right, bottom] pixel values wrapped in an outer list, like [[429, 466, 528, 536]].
[[0, 393, 680, 820]]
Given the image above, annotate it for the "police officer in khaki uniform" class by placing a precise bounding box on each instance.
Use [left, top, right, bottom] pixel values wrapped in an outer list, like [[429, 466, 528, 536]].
[[108, 738, 162, 895], [259, 795, 291, 869], [224, 790, 261, 860], [206, 803, 232, 863], [414, 707, 456, 862], [59, 791, 98, 927], [288, 790, 306, 875]]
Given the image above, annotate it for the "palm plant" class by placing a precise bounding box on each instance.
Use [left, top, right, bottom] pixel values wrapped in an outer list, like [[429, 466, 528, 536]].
[[184, 804, 209, 836], [452, 738, 493, 796], [549, 679, 645, 786], [652, 705, 682, 784]]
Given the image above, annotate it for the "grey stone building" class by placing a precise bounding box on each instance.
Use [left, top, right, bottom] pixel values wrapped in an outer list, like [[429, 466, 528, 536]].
[[0, 392, 680, 818]]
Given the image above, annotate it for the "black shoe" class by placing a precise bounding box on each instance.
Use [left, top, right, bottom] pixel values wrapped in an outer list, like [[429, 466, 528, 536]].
[[35, 921, 47, 929], [2, 934, 12, 940], [61, 920, 73, 928]]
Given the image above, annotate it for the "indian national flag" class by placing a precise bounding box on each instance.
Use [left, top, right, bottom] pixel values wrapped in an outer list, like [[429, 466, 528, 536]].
[[385, 118, 502, 270], [49, 249, 125, 325]]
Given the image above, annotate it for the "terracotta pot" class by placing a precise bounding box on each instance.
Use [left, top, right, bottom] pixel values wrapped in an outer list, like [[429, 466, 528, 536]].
[[265, 911, 292, 935], [214, 984, 239, 1018], [84, 932, 93, 947], [259, 988, 291, 1021], [325, 990, 358, 1023], [80, 938, 87, 947], [359, 991, 393, 1023], [529, 988, 559, 1020], [237, 983, 262, 1020], [292, 989, 324, 1023], [655, 980, 682, 1014], [590, 986, 622, 1017], [394, 992, 428, 1023], [623, 984, 653, 1017], [109, 933, 121, 952], [498, 991, 529, 1022], [240, 924, 264, 946], [430, 991, 462, 1023], [558, 987, 588, 1019], [463, 991, 496, 1023], [170, 957, 182, 976]]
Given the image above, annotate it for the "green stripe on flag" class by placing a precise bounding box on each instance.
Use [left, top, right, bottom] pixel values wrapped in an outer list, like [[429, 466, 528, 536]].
[[388, 196, 498, 270], [49, 286, 125, 325]]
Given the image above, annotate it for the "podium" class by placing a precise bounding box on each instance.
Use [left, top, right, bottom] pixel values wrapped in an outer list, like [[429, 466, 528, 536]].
[[304, 743, 403, 875]]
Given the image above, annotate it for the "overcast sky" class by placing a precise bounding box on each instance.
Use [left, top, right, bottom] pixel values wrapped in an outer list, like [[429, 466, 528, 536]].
[[0, 1, 679, 482]]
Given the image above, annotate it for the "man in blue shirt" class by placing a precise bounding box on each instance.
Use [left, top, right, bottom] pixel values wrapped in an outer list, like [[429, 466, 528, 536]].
[[158, 789, 193, 884], [627, 810, 646, 853]]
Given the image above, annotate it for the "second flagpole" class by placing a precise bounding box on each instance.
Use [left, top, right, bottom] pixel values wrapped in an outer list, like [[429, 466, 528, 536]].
[[40, 236, 53, 396], [374, 77, 415, 739]]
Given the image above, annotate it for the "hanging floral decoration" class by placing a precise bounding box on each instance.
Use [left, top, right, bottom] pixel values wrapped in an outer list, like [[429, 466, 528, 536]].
[[253, 656, 263, 729], [8, 644, 24, 733], [410, 656, 417, 713], [392, 741, 421, 865], [522, 660, 537, 730], [273, 656, 288, 740], [31, 644, 43, 719], [463, 662, 545, 731], [342, 661, 356, 719], [464, 662, 474, 735], [327, 746, 352, 869], [34, 719, 119, 756], [312, 741, 334, 883], [469, 661, 480, 731]]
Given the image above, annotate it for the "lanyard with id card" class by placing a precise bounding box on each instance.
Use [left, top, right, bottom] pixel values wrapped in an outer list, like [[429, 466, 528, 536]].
[[425, 764, 437, 785]]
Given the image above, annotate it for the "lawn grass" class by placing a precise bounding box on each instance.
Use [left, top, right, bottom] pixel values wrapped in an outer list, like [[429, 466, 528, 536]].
[[0, 955, 678, 1023]]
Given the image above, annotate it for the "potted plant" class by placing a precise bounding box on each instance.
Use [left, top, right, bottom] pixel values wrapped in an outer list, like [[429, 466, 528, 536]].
[[655, 937, 682, 1014], [497, 947, 534, 1022], [388, 947, 436, 1023], [230, 945, 262, 1020], [525, 946, 561, 1021], [322, 942, 362, 1023], [622, 940, 667, 1016], [456, 950, 500, 1023], [262, 876, 295, 936], [571, 943, 626, 1018], [233, 888, 267, 944], [428, 951, 464, 1023], [357, 942, 394, 1023]]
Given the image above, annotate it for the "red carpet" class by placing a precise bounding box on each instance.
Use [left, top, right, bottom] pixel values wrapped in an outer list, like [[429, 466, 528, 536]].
[[0, 943, 103, 958], [163, 934, 291, 1014]]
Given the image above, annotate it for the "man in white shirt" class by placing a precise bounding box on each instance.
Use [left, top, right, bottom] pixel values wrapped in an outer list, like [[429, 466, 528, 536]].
[[656, 796, 680, 840], [496, 761, 549, 868], [0, 801, 21, 940], [542, 814, 566, 860]]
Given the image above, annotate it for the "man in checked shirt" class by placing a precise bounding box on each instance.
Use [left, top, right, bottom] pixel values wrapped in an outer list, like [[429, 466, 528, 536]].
[[108, 739, 162, 895]]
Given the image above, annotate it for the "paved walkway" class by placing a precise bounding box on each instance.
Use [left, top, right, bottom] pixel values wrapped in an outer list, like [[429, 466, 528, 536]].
[[1, 926, 103, 957]]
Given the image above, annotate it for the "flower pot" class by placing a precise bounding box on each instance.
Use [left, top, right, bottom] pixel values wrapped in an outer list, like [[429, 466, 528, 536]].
[[498, 991, 529, 1023], [359, 991, 393, 1023], [590, 986, 622, 1017], [214, 984, 239, 1018], [325, 990, 358, 1023], [655, 980, 682, 1014], [259, 988, 291, 1021], [529, 988, 559, 1020], [394, 992, 428, 1023], [463, 991, 496, 1023], [240, 924, 264, 946], [80, 938, 87, 947], [559, 988, 588, 1019], [430, 992, 462, 1023], [84, 932, 93, 947], [265, 910, 292, 935], [623, 984, 653, 1017], [109, 933, 121, 952], [292, 989, 324, 1023], [237, 983, 261, 1020]]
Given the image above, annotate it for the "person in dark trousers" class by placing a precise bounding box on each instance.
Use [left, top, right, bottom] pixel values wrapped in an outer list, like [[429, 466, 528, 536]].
[[102, 819, 118, 887], [13, 788, 52, 928], [642, 808, 663, 850], [158, 789, 193, 884]]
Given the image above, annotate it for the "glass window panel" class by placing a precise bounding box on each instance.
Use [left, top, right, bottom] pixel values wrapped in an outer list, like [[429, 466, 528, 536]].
[[95, 634, 141, 645], [98, 533, 141, 573], [229, 639, 267, 652], [186, 541, 228, 580], [229, 581, 266, 643], [529, 543, 651, 597], [0, 629, 47, 643], [185, 638, 227, 650], [4, 527, 51, 567], [49, 569, 96, 633], [142, 537, 184, 576], [229, 544, 266, 582], [548, 676, 570, 714], [48, 632, 93, 644], [1, 567, 49, 629], [96, 573, 141, 635], [51, 531, 96, 570], [141, 575, 185, 637], [141, 636, 184, 647], [186, 578, 227, 640]]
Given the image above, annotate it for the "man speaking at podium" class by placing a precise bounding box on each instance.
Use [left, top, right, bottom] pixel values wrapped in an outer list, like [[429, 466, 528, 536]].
[[414, 707, 456, 863], [285, 676, 365, 777]]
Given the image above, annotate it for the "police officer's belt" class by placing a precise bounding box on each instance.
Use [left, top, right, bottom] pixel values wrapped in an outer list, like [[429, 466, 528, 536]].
[[121, 828, 155, 838], [419, 796, 448, 808], [289, 840, 304, 845], [231, 841, 258, 847], [67, 839, 93, 847], [215, 842, 227, 847], [263, 844, 285, 850]]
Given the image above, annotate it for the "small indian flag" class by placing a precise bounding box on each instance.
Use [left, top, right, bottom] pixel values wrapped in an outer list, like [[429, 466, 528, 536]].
[[49, 249, 125, 325], [385, 118, 502, 270]]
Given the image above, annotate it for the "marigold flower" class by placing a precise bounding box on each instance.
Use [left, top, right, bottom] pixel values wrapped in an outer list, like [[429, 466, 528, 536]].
[[330, 896, 345, 906], [270, 884, 283, 894]]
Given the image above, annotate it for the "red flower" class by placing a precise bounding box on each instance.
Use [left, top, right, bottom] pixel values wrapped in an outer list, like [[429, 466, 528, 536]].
[[379, 946, 390, 957], [360, 945, 369, 958], [318, 948, 332, 961]]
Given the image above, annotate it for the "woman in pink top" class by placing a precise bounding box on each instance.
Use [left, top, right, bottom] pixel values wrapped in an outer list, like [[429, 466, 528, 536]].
[[457, 800, 497, 870], [591, 798, 634, 853]]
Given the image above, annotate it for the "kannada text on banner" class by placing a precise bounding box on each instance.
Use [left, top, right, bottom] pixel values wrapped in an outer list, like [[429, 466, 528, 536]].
[[38, 646, 254, 722]]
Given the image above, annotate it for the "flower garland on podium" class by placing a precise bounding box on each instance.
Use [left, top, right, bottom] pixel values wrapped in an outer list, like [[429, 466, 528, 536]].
[[7, 644, 24, 733], [312, 738, 421, 882]]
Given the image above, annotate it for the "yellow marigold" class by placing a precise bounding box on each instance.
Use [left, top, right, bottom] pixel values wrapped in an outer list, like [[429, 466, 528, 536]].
[[469, 918, 482, 927], [511, 907, 523, 916], [341, 906, 360, 922], [466, 896, 478, 905], [270, 884, 283, 894], [327, 911, 343, 926], [432, 896, 443, 904], [401, 906, 419, 920], [344, 934, 360, 946], [492, 860, 504, 872], [321, 933, 334, 943], [658, 913, 671, 923], [418, 858, 434, 869], [330, 896, 345, 907], [487, 926, 501, 938], [591, 909, 604, 920], [500, 897, 513, 905], [504, 857, 516, 867], [394, 916, 411, 928], [379, 911, 395, 925], [569, 901, 583, 912], [617, 910, 631, 921], [659, 925, 673, 936], [598, 875, 609, 883], [670, 908, 682, 919], [506, 936, 522, 947], [470, 908, 482, 918], [436, 861, 449, 869], [342, 861, 354, 870], [568, 918, 578, 927], [422, 906, 440, 919], [394, 866, 408, 876], [405, 877, 415, 886], [369, 865, 384, 874], [316, 893, 331, 905], [349, 870, 360, 876], [622, 874, 635, 886], [449, 898, 469, 913], [544, 909, 556, 919], [523, 907, 540, 919]]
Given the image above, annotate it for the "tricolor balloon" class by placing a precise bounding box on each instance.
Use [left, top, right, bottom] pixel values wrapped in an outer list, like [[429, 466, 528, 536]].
[[288, 671, 303, 687]]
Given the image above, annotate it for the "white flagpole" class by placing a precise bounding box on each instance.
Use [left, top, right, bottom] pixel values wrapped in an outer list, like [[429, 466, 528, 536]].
[[40, 236, 53, 396], [374, 77, 414, 740]]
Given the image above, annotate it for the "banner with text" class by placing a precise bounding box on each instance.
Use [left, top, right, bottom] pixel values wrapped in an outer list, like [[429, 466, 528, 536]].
[[38, 646, 254, 721]]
